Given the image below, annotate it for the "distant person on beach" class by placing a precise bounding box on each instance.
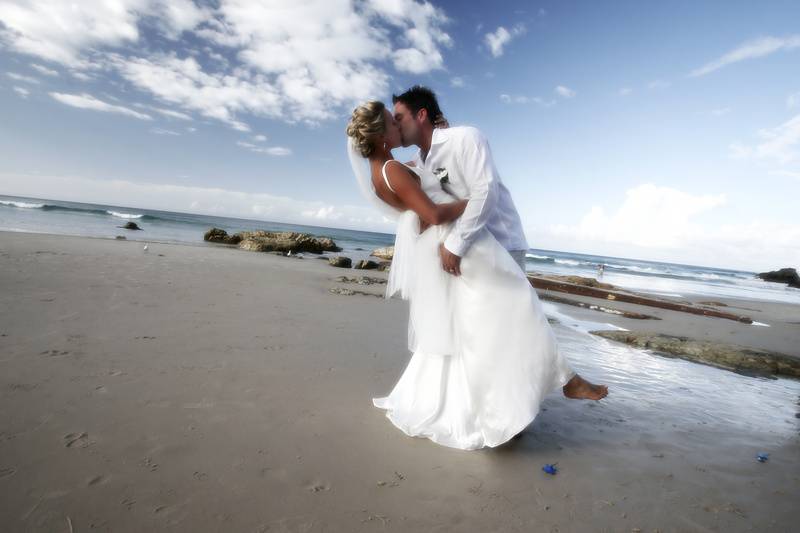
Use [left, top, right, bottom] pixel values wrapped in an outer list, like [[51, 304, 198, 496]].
[[345, 86, 608, 450]]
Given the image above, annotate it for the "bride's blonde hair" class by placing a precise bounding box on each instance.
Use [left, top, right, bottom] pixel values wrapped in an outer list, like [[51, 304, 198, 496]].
[[346, 101, 386, 158]]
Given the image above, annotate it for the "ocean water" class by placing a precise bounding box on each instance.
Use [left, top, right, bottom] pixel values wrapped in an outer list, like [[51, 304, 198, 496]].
[[2, 194, 799, 304]]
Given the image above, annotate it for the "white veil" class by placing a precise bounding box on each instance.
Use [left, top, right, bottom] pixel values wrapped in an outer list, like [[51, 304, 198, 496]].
[[346, 137, 418, 300]]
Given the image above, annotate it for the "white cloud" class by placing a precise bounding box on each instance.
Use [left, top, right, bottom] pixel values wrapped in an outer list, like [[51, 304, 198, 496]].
[[531, 183, 800, 271], [301, 205, 343, 221], [770, 169, 800, 181], [30, 63, 58, 76], [710, 107, 730, 116], [49, 92, 153, 120], [13, 86, 29, 98], [0, 0, 205, 67], [647, 80, 670, 90], [0, 171, 390, 231], [690, 35, 800, 77], [252, 134, 267, 142], [450, 76, 464, 88], [787, 91, 800, 108], [152, 107, 192, 120], [549, 184, 726, 248], [6, 71, 39, 83], [0, 0, 453, 127], [554, 85, 575, 98], [730, 113, 800, 164], [265, 146, 291, 156], [236, 140, 292, 156], [485, 24, 525, 58], [619, 87, 632, 96], [500, 93, 528, 104], [499, 93, 555, 107], [532, 97, 556, 108], [150, 127, 180, 136]]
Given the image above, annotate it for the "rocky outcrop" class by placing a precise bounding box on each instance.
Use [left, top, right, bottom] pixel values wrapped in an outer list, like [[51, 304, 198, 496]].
[[591, 330, 800, 379], [757, 268, 800, 289], [329, 256, 352, 268], [528, 275, 753, 324], [354, 259, 379, 270], [238, 231, 340, 254], [204, 228, 340, 254], [538, 293, 660, 320], [329, 287, 382, 298], [370, 246, 394, 260], [204, 228, 242, 245], [537, 274, 617, 290], [120, 221, 142, 230], [334, 275, 387, 285], [376, 261, 391, 272]]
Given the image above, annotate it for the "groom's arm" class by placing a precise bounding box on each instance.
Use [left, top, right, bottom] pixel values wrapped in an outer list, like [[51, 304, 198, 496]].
[[442, 128, 499, 257]]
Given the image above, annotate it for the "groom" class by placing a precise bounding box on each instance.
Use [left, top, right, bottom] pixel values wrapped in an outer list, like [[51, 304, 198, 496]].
[[393, 85, 529, 276]]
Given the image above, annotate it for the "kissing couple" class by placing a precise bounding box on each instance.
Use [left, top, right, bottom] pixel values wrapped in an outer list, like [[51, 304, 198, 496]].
[[346, 85, 608, 450]]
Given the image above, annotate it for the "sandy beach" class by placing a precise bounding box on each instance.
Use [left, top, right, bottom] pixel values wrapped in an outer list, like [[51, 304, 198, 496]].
[[1, 230, 798, 532]]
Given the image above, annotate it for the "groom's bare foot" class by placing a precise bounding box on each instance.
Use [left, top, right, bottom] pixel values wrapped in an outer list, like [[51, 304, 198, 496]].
[[563, 374, 608, 401]]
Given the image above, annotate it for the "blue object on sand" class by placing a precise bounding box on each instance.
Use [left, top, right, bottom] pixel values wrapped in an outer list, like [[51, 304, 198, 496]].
[[542, 463, 558, 475], [756, 453, 769, 463]]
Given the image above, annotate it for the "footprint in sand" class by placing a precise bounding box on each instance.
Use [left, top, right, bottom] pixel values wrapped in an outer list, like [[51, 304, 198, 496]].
[[9, 383, 38, 392], [305, 480, 331, 493], [40, 350, 70, 357], [121, 498, 136, 510], [63, 432, 91, 448], [139, 457, 159, 471], [87, 475, 109, 486], [0, 467, 17, 479]]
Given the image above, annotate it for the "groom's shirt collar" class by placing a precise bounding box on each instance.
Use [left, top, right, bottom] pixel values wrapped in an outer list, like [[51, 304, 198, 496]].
[[417, 127, 450, 165]]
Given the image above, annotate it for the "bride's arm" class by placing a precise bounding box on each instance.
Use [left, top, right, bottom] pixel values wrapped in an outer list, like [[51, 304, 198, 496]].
[[384, 162, 467, 225]]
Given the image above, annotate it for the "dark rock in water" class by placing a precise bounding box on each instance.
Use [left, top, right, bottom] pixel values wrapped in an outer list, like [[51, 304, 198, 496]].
[[757, 268, 800, 289], [370, 246, 394, 260], [354, 259, 379, 270], [591, 330, 800, 379], [237, 231, 341, 254], [377, 261, 391, 272], [120, 221, 142, 230], [115, 235, 127, 240], [203, 228, 242, 245], [329, 256, 352, 268]]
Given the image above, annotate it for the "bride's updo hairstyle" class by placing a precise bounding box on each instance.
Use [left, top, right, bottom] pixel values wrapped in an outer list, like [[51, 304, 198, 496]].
[[346, 101, 386, 158]]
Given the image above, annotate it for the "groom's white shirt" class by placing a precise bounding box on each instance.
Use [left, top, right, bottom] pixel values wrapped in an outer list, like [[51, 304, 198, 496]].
[[414, 126, 529, 257]]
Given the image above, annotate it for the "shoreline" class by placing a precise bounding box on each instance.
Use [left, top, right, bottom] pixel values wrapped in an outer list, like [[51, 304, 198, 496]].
[[1, 231, 798, 531]]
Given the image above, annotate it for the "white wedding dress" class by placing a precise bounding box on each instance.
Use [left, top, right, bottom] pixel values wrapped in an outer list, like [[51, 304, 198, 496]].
[[372, 161, 576, 450]]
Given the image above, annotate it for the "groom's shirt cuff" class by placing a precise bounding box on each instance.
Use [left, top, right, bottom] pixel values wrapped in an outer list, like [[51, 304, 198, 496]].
[[443, 234, 469, 257]]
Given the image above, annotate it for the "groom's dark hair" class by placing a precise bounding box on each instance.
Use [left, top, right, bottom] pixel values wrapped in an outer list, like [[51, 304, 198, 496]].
[[392, 85, 442, 125]]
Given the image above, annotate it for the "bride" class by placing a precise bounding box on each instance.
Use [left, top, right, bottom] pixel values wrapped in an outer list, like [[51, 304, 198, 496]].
[[346, 101, 608, 450]]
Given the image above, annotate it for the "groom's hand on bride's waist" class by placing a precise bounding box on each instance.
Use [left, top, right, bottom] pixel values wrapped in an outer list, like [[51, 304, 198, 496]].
[[439, 243, 461, 276]]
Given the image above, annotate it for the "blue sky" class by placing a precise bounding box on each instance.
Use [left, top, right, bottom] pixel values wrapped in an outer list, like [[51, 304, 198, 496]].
[[0, 0, 798, 271]]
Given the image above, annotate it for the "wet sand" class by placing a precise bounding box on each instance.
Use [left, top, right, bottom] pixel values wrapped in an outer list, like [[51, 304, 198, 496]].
[[1, 231, 798, 532]]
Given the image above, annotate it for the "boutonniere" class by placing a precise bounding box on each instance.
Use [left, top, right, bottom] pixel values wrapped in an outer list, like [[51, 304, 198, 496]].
[[433, 167, 460, 199]]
